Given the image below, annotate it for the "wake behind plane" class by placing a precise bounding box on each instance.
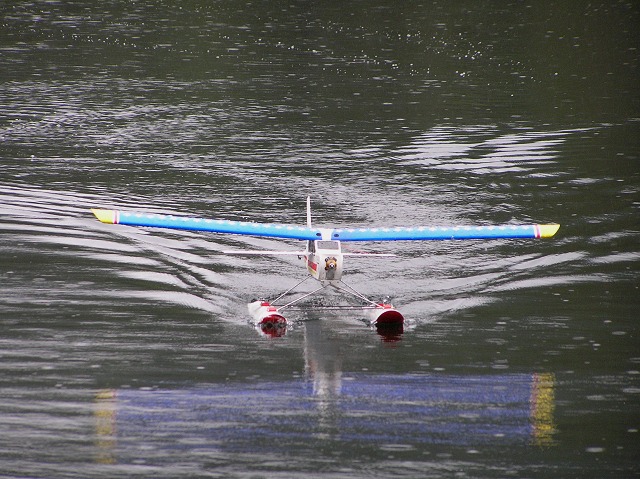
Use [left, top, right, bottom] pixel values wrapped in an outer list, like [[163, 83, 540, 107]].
[[92, 197, 559, 336]]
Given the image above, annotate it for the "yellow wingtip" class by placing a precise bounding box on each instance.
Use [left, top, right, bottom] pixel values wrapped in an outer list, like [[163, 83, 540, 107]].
[[539, 224, 560, 238], [91, 209, 116, 224]]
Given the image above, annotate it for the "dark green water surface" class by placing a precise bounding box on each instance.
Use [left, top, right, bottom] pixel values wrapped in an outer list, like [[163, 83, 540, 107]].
[[1, 1, 638, 477]]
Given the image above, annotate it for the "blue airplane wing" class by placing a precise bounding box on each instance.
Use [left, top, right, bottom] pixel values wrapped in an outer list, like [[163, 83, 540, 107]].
[[91, 209, 322, 241], [330, 224, 559, 241], [92, 209, 559, 241]]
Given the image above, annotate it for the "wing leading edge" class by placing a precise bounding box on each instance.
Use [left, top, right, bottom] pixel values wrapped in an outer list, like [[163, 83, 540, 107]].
[[91, 209, 559, 241]]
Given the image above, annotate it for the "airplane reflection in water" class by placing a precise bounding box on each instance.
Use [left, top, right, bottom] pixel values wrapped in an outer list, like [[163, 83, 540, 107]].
[[95, 322, 555, 464]]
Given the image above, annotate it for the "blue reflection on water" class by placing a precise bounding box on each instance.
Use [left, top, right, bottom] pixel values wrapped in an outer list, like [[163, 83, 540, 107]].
[[96, 372, 554, 463]]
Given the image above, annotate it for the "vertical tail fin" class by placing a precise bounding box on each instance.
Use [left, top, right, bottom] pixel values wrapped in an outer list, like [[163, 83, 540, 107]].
[[306, 196, 312, 227]]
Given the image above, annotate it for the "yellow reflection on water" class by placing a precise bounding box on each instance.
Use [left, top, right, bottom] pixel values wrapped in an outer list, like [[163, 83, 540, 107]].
[[94, 390, 117, 464], [531, 373, 556, 446]]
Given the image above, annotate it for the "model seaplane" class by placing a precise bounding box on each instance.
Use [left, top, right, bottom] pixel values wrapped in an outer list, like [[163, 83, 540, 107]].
[[91, 198, 559, 334]]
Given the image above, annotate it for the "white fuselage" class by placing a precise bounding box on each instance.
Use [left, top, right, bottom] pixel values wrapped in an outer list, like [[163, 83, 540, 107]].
[[303, 240, 344, 284]]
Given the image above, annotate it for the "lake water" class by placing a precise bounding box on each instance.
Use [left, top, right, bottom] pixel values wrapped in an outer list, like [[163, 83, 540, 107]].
[[1, 1, 638, 477]]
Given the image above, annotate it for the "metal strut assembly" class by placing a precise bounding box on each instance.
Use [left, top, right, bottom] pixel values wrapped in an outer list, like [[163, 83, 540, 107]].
[[269, 276, 316, 305], [331, 281, 380, 308], [249, 275, 404, 329], [268, 277, 381, 312]]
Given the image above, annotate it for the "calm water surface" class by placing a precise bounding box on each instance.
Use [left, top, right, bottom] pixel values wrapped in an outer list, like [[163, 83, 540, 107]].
[[1, 1, 639, 477]]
